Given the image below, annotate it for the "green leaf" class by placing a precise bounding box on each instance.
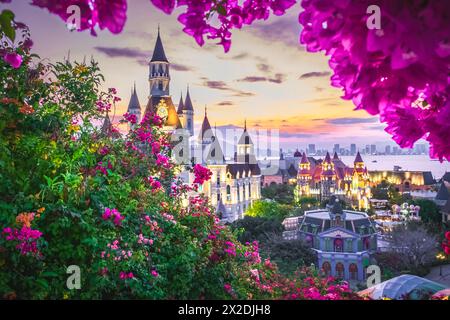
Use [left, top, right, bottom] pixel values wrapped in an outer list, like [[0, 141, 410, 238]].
[[0, 10, 16, 42], [216, 4, 227, 16]]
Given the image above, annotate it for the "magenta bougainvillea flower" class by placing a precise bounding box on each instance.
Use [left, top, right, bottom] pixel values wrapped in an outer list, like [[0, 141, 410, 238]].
[[3, 52, 23, 68], [31, 0, 127, 35], [192, 164, 212, 185], [299, 0, 450, 161]]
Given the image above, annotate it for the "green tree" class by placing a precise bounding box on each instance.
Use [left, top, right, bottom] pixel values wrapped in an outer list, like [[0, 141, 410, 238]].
[[261, 184, 295, 205], [245, 200, 293, 221], [410, 199, 442, 225]]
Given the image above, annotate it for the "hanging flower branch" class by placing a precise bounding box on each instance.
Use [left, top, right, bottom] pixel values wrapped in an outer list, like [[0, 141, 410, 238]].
[[1, 0, 449, 160]]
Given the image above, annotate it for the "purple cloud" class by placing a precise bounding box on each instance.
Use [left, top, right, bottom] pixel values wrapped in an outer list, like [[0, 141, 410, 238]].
[[299, 71, 331, 79]]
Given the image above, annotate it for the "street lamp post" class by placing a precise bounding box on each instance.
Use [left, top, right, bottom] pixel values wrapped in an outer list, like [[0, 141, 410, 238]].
[[436, 253, 446, 277]]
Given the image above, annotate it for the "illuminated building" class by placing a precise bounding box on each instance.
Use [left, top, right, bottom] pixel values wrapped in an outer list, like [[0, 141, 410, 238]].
[[295, 151, 371, 210], [283, 199, 377, 281]]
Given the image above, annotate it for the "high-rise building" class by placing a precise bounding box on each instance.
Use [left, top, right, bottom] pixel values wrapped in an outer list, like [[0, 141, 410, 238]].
[[350, 144, 356, 156], [333, 144, 340, 155], [370, 144, 376, 155], [308, 144, 316, 155], [385, 145, 391, 155]]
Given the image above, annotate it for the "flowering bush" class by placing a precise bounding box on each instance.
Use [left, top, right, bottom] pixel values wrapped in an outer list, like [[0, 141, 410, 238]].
[[0, 23, 360, 299], [443, 231, 450, 256]]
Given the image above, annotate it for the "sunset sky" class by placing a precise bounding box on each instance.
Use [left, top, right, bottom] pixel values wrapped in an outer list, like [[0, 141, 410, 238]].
[[3, 0, 422, 151]]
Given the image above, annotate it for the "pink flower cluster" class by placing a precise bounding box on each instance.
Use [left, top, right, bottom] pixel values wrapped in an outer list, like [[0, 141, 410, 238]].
[[95, 100, 111, 113], [144, 215, 161, 232], [151, 0, 296, 52], [156, 153, 171, 169], [31, 0, 128, 36], [244, 241, 261, 264], [224, 241, 236, 257], [299, 0, 450, 161], [119, 271, 134, 280], [3, 226, 42, 255], [123, 112, 137, 124], [192, 164, 212, 185], [102, 208, 125, 226], [162, 212, 176, 224], [146, 176, 162, 192], [443, 232, 450, 255], [95, 161, 112, 176], [137, 233, 154, 246]]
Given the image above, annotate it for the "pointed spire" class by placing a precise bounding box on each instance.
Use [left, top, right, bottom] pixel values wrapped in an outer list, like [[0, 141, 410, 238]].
[[324, 151, 331, 163], [177, 92, 184, 114], [354, 151, 363, 163], [301, 152, 309, 164], [127, 82, 141, 112], [198, 105, 212, 142], [244, 119, 247, 132], [436, 182, 449, 201], [151, 26, 168, 62], [184, 85, 194, 111], [333, 151, 339, 160], [294, 149, 302, 157]]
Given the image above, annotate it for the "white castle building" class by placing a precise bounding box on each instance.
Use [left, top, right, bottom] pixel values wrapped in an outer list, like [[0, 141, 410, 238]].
[[125, 29, 261, 222]]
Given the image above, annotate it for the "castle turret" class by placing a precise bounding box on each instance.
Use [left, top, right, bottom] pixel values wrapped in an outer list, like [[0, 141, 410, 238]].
[[321, 152, 336, 200], [182, 86, 194, 136], [149, 27, 170, 97], [127, 83, 141, 130], [198, 106, 213, 144]]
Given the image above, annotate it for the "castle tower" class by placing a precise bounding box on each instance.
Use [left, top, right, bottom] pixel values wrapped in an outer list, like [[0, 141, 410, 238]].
[[237, 120, 256, 164], [297, 152, 312, 197], [182, 86, 195, 136], [145, 27, 181, 131], [321, 152, 336, 201], [149, 27, 170, 97], [127, 83, 141, 130]]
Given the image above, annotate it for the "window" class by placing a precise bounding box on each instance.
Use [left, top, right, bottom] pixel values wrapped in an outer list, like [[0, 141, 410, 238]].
[[217, 192, 220, 202], [322, 262, 331, 276], [237, 185, 240, 201], [226, 185, 231, 202], [349, 263, 358, 280], [217, 175, 220, 187], [334, 238, 343, 252], [158, 81, 163, 91], [248, 183, 251, 198], [335, 263, 344, 279]]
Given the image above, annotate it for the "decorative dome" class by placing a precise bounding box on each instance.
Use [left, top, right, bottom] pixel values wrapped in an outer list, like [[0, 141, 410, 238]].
[[358, 275, 447, 300]]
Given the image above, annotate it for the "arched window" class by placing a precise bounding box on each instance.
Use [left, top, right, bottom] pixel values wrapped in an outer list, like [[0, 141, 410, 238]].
[[349, 263, 358, 280], [158, 81, 163, 91], [334, 238, 343, 252], [248, 183, 251, 198], [243, 183, 246, 200], [322, 262, 331, 276], [335, 262, 344, 279], [217, 175, 220, 187], [217, 192, 220, 202], [237, 185, 240, 202], [226, 185, 231, 202]]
